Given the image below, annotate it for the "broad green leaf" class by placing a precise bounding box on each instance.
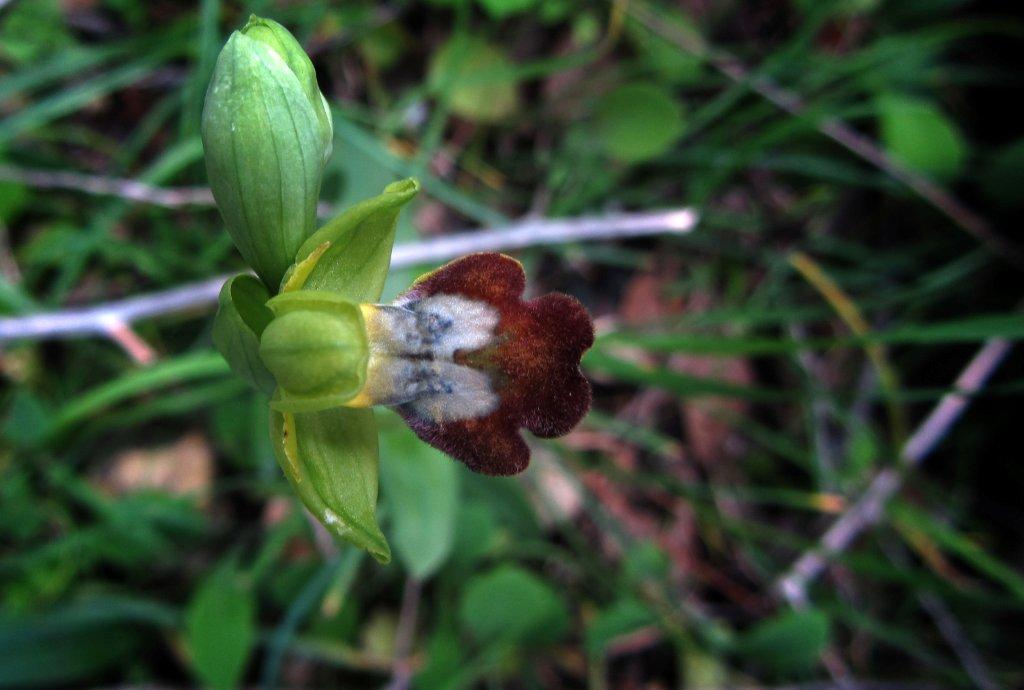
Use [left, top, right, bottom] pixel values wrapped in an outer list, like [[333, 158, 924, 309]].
[[877, 94, 967, 180], [737, 609, 829, 676], [290, 178, 419, 303], [269, 405, 390, 562], [415, 626, 465, 690], [592, 82, 686, 163], [202, 30, 331, 288], [379, 422, 460, 579], [448, 500, 500, 573], [459, 564, 568, 646], [0, 0, 72, 65], [429, 37, 519, 123], [212, 274, 276, 396], [463, 472, 542, 540], [585, 598, 656, 657], [626, 12, 706, 85], [185, 564, 256, 690], [357, 24, 409, 71]]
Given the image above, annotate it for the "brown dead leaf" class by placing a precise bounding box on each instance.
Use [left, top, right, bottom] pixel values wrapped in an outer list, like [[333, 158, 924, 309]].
[[669, 288, 753, 469], [97, 432, 213, 504], [673, 352, 753, 466], [609, 261, 760, 588], [525, 450, 584, 525], [619, 263, 684, 326]]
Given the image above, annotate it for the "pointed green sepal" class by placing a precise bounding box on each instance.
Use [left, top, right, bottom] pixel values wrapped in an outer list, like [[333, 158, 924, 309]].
[[212, 274, 276, 395], [270, 405, 390, 562], [202, 21, 333, 289], [284, 178, 419, 302]]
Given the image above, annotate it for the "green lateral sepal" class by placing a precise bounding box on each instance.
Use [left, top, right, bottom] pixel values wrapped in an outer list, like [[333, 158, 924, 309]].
[[269, 404, 390, 563]]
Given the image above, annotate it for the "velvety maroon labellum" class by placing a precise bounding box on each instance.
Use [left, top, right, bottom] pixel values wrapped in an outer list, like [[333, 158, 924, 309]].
[[391, 252, 594, 475]]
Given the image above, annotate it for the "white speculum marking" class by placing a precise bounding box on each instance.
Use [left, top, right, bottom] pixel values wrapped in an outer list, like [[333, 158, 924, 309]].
[[361, 294, 500, 422]]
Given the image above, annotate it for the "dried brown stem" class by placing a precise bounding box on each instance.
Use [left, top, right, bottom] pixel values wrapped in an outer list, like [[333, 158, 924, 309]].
[[776, 337, 1015, 606]]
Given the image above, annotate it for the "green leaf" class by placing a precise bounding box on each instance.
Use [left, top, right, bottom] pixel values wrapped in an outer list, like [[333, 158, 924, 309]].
[[202, 28, 332, 288], [626, 12, 706, 85], [289, 178, 419, 303], [0, 598, 162, 687], [429, 37, 519, 123], [592, 82, 686, 163], [585, 598, 656, 657], [415, 626, 465, 690], [737, 609, 829, 676], [357, 24, 409, 71], [459, 564, 569, 646], [891, 502, 1024, 602], [477, 0, 538, 20], [0, 0, 72, 65], [379, 422, 460, 579], [186, 564, 257, 690], [2, 391, 51, 448], [269, 405, 390, 563], [212, 274, 276, 396], [0, 179, 30, 221], [448, 500, 500, 572], [623, 541, 670, 584], [877, 94, 967, 180], [584, 348, 792, 402]]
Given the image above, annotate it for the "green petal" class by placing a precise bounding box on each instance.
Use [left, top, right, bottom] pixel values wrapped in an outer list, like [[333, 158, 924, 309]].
[[287, 178, 419, 302], [269, 404, 390, 563], [212, 274, 276, 395]]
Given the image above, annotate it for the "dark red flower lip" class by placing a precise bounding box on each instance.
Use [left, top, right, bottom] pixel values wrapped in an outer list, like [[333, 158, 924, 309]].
[[387, 252, 594, 475]]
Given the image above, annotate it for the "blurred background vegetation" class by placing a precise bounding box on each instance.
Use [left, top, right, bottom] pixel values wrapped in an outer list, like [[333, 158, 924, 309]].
[[1, 0, 1023, 688]]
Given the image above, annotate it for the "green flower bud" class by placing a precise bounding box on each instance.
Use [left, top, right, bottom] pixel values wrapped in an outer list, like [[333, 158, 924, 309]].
[[259, 291, 369, 412], [240, 16, 332, 158], [202, 16, 333, 289]]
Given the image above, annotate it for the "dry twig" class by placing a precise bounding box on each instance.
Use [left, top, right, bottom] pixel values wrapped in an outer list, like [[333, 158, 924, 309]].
[[0, 207, 699, 343], [0, 164, 337, 218], [383, 577, 422, 690], [776, 337, 1015, 607]]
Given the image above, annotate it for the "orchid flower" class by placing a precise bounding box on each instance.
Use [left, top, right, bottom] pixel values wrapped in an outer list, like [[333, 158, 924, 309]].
[[203, 18, 592, 561]]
